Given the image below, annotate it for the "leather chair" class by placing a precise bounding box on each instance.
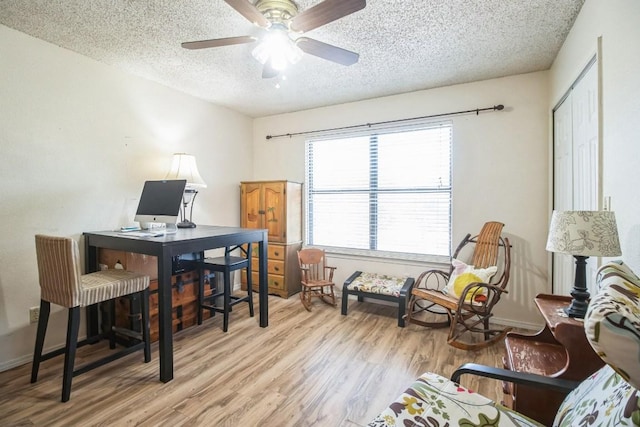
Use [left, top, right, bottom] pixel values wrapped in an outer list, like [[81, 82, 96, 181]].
[[31, 235, 151, 402]]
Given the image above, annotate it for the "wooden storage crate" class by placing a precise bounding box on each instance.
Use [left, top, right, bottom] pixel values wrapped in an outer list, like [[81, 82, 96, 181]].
[[99, 249, 214, 342]]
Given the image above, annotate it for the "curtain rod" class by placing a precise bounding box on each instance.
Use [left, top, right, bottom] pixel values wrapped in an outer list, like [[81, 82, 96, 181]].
[[265, 104, 505, 140]]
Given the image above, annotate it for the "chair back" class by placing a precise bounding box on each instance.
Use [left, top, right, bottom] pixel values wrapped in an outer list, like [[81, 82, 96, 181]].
[[297, 248, 328, 282], [452, 221, 511, 292], [553, 261, 640, 425], [35, 235, 83, 308], [224, 244, 250, 259]]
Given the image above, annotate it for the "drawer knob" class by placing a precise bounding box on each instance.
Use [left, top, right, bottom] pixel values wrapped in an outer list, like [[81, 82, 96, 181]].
[[274, 267, 280, 271], [274, 252, 280, 256]]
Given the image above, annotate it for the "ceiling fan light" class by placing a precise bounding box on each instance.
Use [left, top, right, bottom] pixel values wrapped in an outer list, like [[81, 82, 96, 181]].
[[251, 26, 303, 71], [251, 42, 270, 65]]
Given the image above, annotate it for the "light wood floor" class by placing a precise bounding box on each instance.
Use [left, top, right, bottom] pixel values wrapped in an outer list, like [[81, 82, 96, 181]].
[[0, 295, 508, 426]]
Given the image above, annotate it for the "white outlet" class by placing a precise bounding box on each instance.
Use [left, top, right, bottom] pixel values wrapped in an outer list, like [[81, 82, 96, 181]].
[[29, 307, 40, 324]]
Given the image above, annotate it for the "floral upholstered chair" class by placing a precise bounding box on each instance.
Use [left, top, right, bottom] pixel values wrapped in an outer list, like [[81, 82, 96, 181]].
[[368, 261, 640, 426]]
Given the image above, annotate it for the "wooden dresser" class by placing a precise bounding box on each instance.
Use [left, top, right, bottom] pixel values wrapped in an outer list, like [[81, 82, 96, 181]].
[[502, 294, 604, 425], [240, 180, 302, 298]]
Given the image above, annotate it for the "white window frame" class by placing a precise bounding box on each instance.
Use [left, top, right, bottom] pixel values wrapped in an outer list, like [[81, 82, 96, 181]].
[[304, 120, 452, 263]]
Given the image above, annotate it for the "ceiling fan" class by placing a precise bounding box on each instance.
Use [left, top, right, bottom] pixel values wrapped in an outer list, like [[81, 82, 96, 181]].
[[181, 0, 366, 78]]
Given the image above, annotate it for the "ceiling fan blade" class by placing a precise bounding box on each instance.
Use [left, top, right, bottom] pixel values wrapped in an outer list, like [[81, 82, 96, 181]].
[[262, 62, 280, 79], [290, 0, 366, 33], [181, 35, 256, 50], [296, 37, 359, 66], [224, 0, 270, 28]]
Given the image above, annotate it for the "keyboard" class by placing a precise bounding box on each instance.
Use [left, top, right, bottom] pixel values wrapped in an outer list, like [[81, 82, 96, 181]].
[[120, 230, 166, 238]]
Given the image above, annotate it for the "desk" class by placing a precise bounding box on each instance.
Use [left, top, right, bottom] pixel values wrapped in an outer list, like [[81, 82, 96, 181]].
[[84, 225, 268, 383], [502, 294, 604, 425]]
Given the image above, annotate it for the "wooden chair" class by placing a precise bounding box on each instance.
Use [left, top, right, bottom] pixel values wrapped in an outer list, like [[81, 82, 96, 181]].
[[297, 248, 337, 311], [406, 221, 511, 350], [31, 235, 151, 402]]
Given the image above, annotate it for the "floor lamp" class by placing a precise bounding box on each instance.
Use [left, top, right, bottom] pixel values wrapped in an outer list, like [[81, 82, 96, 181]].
[[165, 153, 207, 228], [546, 210, 621, 318]]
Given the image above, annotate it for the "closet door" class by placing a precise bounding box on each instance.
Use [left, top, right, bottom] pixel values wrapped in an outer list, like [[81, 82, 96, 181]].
[[552, 61, 599, 296], [552, 98, 574, 296], [571, 64, 600, 295]]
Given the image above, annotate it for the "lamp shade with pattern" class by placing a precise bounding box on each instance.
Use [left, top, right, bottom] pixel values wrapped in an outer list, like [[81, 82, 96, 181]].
[[546, 210, 621, 318]]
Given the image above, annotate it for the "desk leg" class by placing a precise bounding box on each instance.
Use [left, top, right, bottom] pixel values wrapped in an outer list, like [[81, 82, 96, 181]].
[[85, 241, 100, 342], [258, 237, 268, 327], [158, 253, 174, 382]]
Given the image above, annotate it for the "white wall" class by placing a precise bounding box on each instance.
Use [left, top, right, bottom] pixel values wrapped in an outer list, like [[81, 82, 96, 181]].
[[0, 25, 253, 370], [550, 0, 640, 271], [253, 72, 551, 329]]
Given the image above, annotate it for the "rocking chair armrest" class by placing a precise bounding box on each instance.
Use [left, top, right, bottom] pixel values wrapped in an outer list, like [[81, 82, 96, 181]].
[[325, 265, 337, 281], [458, 281, 508, 299], [451, 363, 580, 394], [418, 268, 450, 279], [414, 269, 450, 292]]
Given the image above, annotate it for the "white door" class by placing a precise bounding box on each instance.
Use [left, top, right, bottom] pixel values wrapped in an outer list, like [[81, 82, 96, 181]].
[[552, 60, 599, 295], [552, 97, 574, 296]]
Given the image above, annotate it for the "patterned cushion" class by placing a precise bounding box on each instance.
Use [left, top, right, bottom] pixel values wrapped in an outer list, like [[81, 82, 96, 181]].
[[553, 365, 639, 426], [346, 272, 409, 297], [443, 258, 497, 304], [368, 372, 543, 427], [584, 261, 640, 389]]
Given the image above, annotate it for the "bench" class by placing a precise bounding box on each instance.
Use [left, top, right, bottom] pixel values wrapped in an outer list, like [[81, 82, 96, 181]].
[[341, 271, 415, 327]]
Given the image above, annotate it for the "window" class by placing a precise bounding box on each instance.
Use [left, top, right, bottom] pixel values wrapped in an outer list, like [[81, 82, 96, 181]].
[[304, 122, 452, 259]]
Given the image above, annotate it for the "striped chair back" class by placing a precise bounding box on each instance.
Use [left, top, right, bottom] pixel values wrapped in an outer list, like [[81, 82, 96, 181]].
[[35, 235, 83, 308]]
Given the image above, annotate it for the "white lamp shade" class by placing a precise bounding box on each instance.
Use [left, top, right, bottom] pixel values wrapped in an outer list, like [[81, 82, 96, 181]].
[[546, 210, 621, 257], [251, 24, 303, 71], [165, 153, 207, 189]]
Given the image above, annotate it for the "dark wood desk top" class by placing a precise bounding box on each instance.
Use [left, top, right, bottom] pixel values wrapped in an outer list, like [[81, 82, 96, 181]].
[[84, 225, 269, 383], [85, 226, 268, 256]]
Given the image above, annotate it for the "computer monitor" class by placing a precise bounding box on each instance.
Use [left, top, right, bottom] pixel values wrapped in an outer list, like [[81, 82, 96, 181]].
[[134, 179, 187, 227]]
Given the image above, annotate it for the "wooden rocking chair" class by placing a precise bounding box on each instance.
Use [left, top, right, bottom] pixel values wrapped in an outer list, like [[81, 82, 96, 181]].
[[297, 248, 337, 311], [406, 221, 512, 350]]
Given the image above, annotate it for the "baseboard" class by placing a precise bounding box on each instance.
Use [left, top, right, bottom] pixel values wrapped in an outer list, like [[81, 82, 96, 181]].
[[340, 291, 540, 332], [0, 335, 86, 373]]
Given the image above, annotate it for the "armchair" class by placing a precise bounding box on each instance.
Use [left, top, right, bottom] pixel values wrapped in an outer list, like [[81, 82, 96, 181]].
[[369, 261, 640, 426]]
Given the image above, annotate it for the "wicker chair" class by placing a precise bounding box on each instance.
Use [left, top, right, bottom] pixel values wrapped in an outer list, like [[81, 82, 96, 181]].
[[297, 248, 337, 311], [31, 235, 151, 402], [406, 221, 511, 350]]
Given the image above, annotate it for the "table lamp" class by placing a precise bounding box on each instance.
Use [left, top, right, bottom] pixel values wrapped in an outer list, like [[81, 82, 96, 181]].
[[165, 153, 207, 228], [546, 210, 621, 318]]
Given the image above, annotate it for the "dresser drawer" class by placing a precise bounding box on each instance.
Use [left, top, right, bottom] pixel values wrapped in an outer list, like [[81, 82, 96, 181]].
[[251, 258, 285, 275], [250, 245, 287, 261], [243, 271, 285, 291]]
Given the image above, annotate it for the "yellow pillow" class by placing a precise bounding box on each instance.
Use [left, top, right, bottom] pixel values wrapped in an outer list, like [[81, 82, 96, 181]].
[[444, 259, 497, 303]]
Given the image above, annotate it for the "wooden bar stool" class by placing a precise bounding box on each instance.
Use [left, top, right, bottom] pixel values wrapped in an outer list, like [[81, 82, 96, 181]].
[[31, 235, 151, 402], [198, 243, 254, 332]]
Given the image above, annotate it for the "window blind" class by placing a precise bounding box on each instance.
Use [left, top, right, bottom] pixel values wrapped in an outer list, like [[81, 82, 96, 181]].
[[305, 121, 452, 258]]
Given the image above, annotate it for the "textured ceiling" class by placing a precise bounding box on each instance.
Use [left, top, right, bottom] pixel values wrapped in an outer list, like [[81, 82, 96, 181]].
[[0, 0, 584, 118]]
